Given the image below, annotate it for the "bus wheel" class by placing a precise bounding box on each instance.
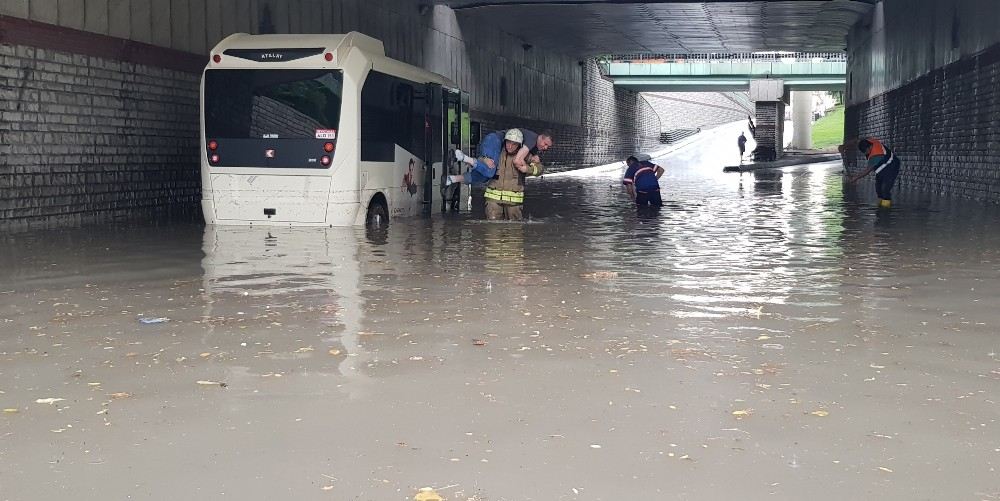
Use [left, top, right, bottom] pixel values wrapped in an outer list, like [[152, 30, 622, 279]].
[[366, 198, 389, 230]]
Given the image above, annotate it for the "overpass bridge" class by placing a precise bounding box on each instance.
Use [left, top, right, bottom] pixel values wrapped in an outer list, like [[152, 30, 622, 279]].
[[600, 53, 847, 92], [599, 52, 848, 152]]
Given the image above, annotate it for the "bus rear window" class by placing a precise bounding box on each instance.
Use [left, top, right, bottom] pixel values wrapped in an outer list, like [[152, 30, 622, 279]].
[[204, 69, 343, 139]]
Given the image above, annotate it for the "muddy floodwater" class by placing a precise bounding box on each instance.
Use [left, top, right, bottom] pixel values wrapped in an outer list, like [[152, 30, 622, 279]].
[[2, 132, 999, 500]]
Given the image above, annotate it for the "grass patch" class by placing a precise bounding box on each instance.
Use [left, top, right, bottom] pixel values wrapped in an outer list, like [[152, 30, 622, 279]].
[[811, 105, 844, 149]]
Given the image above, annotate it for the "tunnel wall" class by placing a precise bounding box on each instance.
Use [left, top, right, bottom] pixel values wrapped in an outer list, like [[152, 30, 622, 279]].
[[644, 92, 752, 132], [845, 0, 1000, 200], [0, 0, 656, 229], [580, 59, 662, 166], [456, 60, 661, 172]]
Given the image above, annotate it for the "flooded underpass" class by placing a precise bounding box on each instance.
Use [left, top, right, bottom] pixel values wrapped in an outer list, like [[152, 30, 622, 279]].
[[2, 132, 999, 500]]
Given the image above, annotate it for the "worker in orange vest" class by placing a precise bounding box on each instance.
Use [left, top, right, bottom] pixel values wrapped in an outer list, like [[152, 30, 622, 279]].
[[840, 137, 901, 208]]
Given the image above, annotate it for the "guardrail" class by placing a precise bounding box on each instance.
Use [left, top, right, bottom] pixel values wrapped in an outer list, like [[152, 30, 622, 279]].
[[660, 128, 701, 144], [602, 52, 847, 64]]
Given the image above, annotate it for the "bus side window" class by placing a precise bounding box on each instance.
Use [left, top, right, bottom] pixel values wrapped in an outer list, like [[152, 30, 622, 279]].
[[361, 71, 426, 163], [361, 71, 395, 162], [394, 82, 416, 157]]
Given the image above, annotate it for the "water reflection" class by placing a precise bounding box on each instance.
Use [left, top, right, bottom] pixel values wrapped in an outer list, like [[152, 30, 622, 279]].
[[541, 157, 851, 329], [201, 226, 376, 394], [5, 124, 1000, 501]]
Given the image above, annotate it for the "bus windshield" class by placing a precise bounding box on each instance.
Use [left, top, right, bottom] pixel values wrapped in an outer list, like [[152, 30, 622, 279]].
[[204, 69, 343, 140]]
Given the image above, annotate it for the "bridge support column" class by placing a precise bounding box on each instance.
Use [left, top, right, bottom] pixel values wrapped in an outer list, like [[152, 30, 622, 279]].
[[790, 91, 813, 150], [749, 79, 786, 159]]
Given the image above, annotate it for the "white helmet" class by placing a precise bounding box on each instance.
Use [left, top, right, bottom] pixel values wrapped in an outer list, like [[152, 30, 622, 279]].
[[504, 128, 524, 144]]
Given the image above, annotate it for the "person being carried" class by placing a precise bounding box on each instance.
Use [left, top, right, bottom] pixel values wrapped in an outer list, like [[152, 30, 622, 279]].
[[482, 128, 545, 221], [839, 137, 902, 208], [446, 129, 554, 186], [622, 154, 665, 208]]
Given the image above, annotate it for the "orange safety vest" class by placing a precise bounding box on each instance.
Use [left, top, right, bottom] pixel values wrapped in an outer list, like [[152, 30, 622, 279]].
[[865, 138, 896, 174], [865, 138, 887, 159]]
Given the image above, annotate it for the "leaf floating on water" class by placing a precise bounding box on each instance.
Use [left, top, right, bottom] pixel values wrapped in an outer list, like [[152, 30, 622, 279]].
[[3, 408, 19, 414], [35, 398, 66, 405], [810, 410, 829, 417], [878, 466, 893, 473], [472, 339, 487, 346], [732, 409, 753, 418], [108, 392, 132, 400], [413, 487, 443, 501], [294, 346, 314, 353], [196, 380, 228, 388], [321, 486, 334, 491], [328, 349, 342, 356]]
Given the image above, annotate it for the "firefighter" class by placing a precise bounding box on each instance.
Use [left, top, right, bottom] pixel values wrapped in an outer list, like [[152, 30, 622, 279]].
[[484, 128, 544, 221]]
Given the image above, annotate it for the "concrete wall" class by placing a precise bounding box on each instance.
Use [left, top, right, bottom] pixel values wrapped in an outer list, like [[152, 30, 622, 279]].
[[845, 0, 1000, 200], [469, 60, 661, 171], [0, 0, 583, 125], [580, 60, 662, 166], [0, 42, 201, 226], [643, 92, 752, 131], [0, 0, 658, 229], [754, 101, 785, 158]]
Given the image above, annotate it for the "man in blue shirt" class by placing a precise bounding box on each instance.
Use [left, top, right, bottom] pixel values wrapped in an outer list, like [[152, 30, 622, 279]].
[[623, 155, 665, 208]]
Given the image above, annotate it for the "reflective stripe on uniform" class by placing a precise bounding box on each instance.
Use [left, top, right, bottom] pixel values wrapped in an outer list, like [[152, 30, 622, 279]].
[[874, 153, 895, 174], [484, 188, 524, 203]]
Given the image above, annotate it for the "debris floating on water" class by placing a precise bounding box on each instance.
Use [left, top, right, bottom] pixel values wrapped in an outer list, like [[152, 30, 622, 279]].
[[196, 380, 228, 388]]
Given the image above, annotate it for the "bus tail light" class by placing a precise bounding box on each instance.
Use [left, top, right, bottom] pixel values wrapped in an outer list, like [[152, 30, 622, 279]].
[[208, 140, 218, 151], [210, 154, 220, 164], [323, 142, 334, 152], [320, 156, 331, 166], [212, 54, 222, 63], [324, 52, 333, 62]]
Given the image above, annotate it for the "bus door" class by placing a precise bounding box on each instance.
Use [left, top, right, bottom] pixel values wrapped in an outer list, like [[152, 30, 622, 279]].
[[419, 83, 444, 215], [441, 89, 469, 212]]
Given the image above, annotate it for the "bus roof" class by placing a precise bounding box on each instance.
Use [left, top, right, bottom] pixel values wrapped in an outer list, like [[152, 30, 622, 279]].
[[210, 32, 456, 88]]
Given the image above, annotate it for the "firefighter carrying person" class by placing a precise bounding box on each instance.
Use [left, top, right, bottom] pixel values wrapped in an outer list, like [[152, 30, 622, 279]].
[[446, 129, 554, 186], [481, 128, 544, 221], [839, 137, 902, 208]]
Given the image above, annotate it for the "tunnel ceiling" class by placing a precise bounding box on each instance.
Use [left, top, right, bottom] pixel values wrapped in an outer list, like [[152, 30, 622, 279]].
[[439, 1, 874, 57]]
